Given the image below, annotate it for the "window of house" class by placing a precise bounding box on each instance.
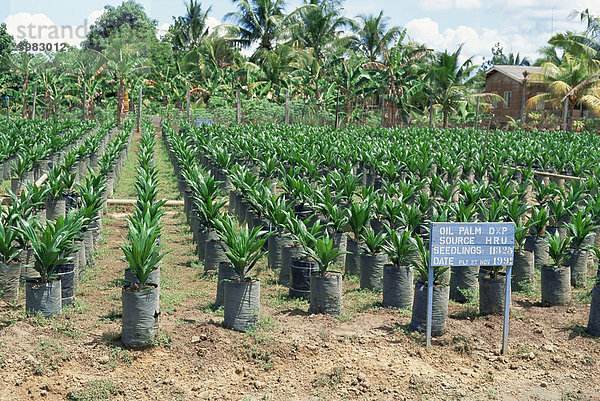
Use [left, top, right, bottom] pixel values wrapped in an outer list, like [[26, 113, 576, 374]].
[[536, 92, 544, 111], [504, 91, 511, 108], [491, 91, 498, 108]]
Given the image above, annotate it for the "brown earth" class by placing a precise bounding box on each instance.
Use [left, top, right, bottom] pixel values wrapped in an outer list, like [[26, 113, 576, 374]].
[[0, 128, 599, 401]]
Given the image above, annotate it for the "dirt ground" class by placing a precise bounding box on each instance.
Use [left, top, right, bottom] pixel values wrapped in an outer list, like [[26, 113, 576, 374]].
[[1, 128, 599, 401]]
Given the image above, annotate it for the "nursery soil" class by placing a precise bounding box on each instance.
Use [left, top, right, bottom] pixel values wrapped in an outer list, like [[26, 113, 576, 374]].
[[0, 128, 598, 401]]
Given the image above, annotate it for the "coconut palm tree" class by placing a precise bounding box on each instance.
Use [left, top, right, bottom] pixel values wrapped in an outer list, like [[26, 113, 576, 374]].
[[169, 0, 212, 52], [103, 40, 146, 126], [289, 0, 355, 64], [351, 11, 401, 62], [526, 52, 600, 129], [225, 0, 287, 61], [287, 0, 354, 104], [425, 45, 479, 128]]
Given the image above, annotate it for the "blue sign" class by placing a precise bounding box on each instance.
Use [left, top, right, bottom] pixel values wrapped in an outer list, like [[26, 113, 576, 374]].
[[429, 222, 514, 267], [196, 119, 213, 127], [425, 222, 515, 353]]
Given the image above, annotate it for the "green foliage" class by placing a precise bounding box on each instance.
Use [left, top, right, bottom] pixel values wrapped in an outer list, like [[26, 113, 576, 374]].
[[347, 200, 371, 241], [565, 210, 598, 248], [411, 236, 448, 286], [382, 229, 415, 267], [83, 0, 158, 51], [547, 232, 571, 268], [20, 213, 83, 283], [119, 219, 163, 287], [214, 215, 270, 281], [529, 206, 550, 236], [0, 220, 21, 263], [360, 227, 386, 255]]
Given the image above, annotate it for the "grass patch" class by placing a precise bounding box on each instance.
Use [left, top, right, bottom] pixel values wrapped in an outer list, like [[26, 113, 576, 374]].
[[200, 303, 225, 316], [262, 287, 309, 311], [64, 299, 92, 315], [161, 288, 206, 314], [30, 340, 71, 374], [52, 318, 82, 338], [100, 309, 122, 322], [112, 134, 140, 200], [313, 366, 344, 388], [452, 334, 473, 355], [152, 330, 173, 348], [67, 380, 119, 401]]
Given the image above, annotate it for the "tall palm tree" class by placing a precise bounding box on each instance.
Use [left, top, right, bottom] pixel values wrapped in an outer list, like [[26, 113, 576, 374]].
[[426, 46, 478, 128], [69, 50, 106, 120], [170, 0, 212, 52], [363, 31, 431, 126], [290, 0, 355, 64], [103, 41, 146, 126], [526, 52, 600, 129], [5, 51, 39, 118], [224, 0, 286, 61], [287, 0, 354, 103], [351, 11, 401, 62]]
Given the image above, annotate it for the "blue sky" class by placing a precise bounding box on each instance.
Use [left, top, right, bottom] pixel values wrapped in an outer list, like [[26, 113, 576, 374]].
[[1, 0, 599, 64]]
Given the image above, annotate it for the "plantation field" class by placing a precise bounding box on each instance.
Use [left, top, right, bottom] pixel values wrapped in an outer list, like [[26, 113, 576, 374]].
[[0, 119, 598, 401]]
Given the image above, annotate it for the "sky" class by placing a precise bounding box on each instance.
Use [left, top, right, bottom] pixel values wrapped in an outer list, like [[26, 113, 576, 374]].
[[1, 0, 599, 64]]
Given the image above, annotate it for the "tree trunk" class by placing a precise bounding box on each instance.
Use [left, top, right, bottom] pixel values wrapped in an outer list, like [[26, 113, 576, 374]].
[[43, 90, 50, 120], [117, 79, 124, 127], [443, 108, 449, 128], [22, 74, 28, 118]]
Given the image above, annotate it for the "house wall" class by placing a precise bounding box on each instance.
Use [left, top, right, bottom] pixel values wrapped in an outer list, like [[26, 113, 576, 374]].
[[484, 72, 548, 125]]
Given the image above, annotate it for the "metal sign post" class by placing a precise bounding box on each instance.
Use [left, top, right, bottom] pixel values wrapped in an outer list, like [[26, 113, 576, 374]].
[[5, 96, 9, 124], [428, 222, 515, 352]]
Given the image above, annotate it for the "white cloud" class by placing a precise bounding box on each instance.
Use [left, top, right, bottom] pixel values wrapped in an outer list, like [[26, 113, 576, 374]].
[[206, 16, 220, 33], [87, 10, 105, 27], [420, 0, 453, 10], [421, 0, 481, 10], [405, 17, 540, 65], [455, 0, 482, 9], [3, 11, 101, 48], [157, 22, 170, 38]]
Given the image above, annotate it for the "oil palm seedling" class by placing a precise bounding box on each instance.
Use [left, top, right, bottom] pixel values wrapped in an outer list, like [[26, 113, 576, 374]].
[[530, 206, 551, 269], [359, 227, 387, 291], [0, 213, 23, 303], [409, 235, 449, 336], [301, 229, 347, 315], [565, 211, 598, 287], [20, 213, 83, 317], [382, 229, 416, 309], [512, 221, 534, 292], [541, 232, 572, 306], [215, 215, 270, 331], [345, 200, 371, 276]]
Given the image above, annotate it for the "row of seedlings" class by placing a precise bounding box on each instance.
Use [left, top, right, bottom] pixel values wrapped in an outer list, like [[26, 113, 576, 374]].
[[0, 120, 133, 317], [120, 119, 164, 348], [4, 120, 96, 194], [162, 122, 273, 332], [183, 122, 600, 338]]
